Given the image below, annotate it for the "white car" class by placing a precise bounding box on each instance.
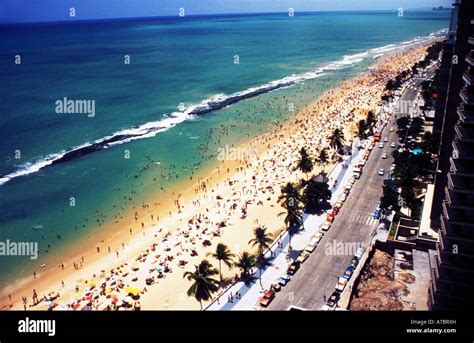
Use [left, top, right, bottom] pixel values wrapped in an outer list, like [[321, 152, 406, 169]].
[[319, 222, 331, 232], [378, 168, 384, 176], [336, 277, 348, 291], [313, 232, 324, 242], [384, 137, 388, 142], [382, 152, 387, 159], [390, 142, 396, 148], [378, 142, 384, 148], [390, 163, 396, 172], [305, 237, 319, 253]]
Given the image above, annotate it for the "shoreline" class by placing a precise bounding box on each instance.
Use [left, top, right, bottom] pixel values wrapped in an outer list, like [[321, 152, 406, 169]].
[[0, 40, 440, 311]]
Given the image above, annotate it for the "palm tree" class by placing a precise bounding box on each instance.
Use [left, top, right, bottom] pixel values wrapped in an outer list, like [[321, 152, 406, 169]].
[[303, 180, 332, 214], [329, 128, 345, 155], [278, 201, 303, 250], [366, 111, 376, 127], [183, 259, 220, 310], [296, 147, 313, 181], [234, 252, 256, 279], [315, 148, 329, 172], [278, 182, 302, 208], [255, 254, 267, 290], [249, 226, 273, 257], [207, 243, 234, 284], [356, 119, 367, 140]]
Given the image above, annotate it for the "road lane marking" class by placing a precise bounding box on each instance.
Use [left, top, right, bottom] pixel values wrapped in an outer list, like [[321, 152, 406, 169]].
[[312, 274, 320, 284], [299, 270, 306, 279], [338, 258, 345, 266], [327, 280, 333, 288], [328, 255, 333, 263]]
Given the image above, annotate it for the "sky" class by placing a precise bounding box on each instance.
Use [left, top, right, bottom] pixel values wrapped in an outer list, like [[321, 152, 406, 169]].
[[0, 0, 453, 24]]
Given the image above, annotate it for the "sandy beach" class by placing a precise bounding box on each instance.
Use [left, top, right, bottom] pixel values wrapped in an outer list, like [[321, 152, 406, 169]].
[[0, 41, 439, 311]]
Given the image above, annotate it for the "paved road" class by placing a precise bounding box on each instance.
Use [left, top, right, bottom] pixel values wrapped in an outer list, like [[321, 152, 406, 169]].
[[266, 71, 430, 311]]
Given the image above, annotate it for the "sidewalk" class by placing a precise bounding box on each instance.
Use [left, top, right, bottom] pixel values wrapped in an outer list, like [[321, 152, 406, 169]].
[[207, 148, 365, 311]]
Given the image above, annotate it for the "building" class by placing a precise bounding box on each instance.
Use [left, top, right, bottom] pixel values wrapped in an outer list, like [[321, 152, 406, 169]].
[[428, 0, 474, 310]]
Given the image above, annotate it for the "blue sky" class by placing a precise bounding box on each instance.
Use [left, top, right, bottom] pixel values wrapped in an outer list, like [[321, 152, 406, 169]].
[[0, 0, 453, 24]]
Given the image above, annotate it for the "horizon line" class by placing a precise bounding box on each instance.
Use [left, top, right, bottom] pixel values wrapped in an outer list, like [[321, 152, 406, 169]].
[[0, 7, 451, 27]]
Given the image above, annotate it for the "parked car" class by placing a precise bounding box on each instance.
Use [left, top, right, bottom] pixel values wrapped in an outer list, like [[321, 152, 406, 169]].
[[271, 283, 281, 292], [287, 261, 301, 275], [384, 137, 389, 142], [259, 290, 275, 307], [373, 208, 381, 219], [378, 142, 384, 148], [296, 251, 310, 264], [313, 232, 324, 243], [326, 213, 335, 223], [354, 246, 364, 259], [319, 222, 331, 232], [350, 256, 359, 268], [336, 277, 348, 291], [382, 152, 387, 159], [378, 168, 384, 176], [327, 291, 341, 307], [278, 274, 291, 286], [332, 207, 340, 216], [343, 266, 354, 280], [390, 142, 396, 148], [389, 127, 394, 132]]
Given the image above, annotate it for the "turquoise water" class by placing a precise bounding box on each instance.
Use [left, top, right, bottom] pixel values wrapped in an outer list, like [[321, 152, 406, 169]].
[[0, 11, 449, 286]]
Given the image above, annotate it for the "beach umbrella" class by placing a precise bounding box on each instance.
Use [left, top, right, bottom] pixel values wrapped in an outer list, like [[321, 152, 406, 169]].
[[125, 287, 140, 296], [124, 296, 133, 303]]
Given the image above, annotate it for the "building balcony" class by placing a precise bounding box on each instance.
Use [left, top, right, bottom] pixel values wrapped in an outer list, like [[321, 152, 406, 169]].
[[449, 157, 474, 177], [441, 214, 474, 241], [454, 123, 474, 143], [467, 51, 474, 66], [442, 199, 474, 228], [447, 172, 474, 194], [457, 105, 474, 125], [460, 86, 474, 106], [452, 140, 474, 160], [463, 68, 474, 86]]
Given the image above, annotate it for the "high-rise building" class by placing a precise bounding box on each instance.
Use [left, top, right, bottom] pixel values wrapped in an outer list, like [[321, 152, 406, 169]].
[[429, 0, 474, 310]]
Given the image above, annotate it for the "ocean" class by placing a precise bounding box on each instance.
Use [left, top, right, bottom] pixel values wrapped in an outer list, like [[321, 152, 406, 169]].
[[0, 10, 449, 288]]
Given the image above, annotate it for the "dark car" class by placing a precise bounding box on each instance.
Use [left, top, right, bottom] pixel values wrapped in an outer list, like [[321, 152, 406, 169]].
[[350, 256, 359, 268], [332, 207, 340, 216], [327, 291, 341, 307], [342, 266, 354, 280], [373, 209, 381, 219], [287, 261, 301, 275]]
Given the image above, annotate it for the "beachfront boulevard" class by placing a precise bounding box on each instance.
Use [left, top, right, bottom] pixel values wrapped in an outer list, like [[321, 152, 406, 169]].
[[207, 66, 433, 311]]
